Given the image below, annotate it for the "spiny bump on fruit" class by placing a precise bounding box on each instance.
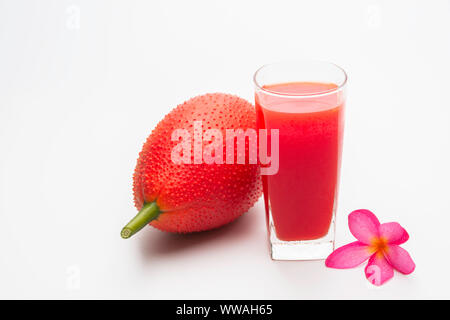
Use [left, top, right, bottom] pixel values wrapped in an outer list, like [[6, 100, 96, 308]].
[[121, 93, 262, 238]]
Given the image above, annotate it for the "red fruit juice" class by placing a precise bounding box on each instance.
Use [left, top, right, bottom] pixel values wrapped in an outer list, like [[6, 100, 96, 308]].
[[255, 82, 344, 241]]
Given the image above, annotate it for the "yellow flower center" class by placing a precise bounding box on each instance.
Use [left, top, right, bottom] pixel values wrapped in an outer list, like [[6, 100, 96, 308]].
[[369, 237, 389, 256]]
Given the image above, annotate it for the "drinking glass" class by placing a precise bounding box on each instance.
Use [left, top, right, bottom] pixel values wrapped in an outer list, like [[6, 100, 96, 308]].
[[254, 61, 347, 260]]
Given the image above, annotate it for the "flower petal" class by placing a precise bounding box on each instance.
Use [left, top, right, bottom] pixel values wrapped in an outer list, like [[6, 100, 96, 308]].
[[325, 241, 372, 269], [348, 209, 380, 244], [379, 222, 409, 244], [365, 253, 394, 286], [384, 244, 415, 274]]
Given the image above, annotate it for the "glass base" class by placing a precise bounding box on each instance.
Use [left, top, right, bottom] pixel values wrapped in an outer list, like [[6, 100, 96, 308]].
[[269, 215, 335, 261]]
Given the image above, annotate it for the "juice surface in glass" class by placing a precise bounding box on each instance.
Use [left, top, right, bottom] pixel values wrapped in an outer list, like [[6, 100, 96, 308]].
[[255, 82, 344, 241]]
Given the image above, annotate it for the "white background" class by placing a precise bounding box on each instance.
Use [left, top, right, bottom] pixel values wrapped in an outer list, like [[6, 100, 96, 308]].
[[1, 0, 449, 299]]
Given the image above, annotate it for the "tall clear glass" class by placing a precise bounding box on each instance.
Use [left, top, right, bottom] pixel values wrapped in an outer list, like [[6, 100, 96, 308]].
[[254, 61, 347, 260]]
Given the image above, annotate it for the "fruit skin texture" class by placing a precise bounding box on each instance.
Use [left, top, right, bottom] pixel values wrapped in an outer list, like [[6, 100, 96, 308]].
[[133, 93, 262, 233]]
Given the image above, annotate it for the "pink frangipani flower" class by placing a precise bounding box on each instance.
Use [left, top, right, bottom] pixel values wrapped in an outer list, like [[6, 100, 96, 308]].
[[326, 209, 415, 286]]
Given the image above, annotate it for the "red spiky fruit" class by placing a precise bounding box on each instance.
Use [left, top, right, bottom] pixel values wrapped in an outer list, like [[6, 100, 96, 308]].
[[121, 93, 262, 238]]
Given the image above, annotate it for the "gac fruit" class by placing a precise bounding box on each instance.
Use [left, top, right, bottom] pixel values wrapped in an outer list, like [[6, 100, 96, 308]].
[[121, 93, 262, 238]]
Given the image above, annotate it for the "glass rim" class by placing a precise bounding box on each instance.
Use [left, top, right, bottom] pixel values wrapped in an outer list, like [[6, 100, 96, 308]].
[[253, 60, 348, 98]]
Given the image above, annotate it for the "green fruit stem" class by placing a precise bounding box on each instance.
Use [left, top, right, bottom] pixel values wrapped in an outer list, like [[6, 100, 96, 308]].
[[121, 202, 161, 239]]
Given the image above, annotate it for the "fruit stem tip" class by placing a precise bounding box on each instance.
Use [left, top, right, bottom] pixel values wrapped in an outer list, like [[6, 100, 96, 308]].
[[120, 202, 161, 239]]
